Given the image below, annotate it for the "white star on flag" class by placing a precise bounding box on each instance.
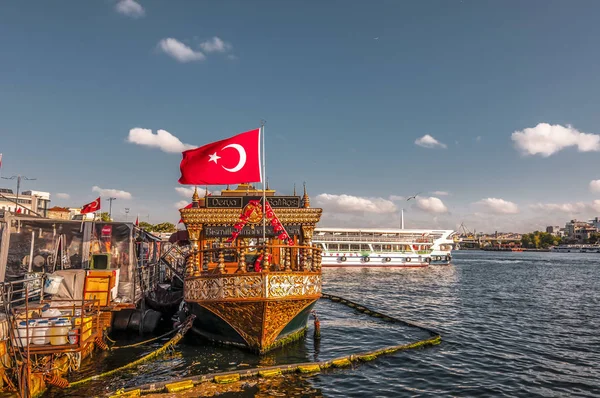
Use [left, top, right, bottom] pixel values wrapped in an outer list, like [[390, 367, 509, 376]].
[[208, 152, 221, 164]]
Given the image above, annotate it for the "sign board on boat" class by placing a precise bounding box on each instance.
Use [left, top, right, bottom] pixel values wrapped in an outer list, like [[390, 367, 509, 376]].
[[205, 196, 301, 209]]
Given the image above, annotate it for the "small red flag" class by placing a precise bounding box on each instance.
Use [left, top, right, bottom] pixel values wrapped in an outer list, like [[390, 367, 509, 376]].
[[16, 207, 22, 214], [135, 216, 139, 226], [178, 129, 261, 185], [178, 202, 193, 224], [81, 197, 101, 214]]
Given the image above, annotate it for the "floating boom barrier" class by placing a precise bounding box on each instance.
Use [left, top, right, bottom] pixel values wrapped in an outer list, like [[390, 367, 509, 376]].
[[103, 293, 441, 397]]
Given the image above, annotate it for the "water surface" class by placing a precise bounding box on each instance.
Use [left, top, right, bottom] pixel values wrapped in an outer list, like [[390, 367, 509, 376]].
[[49, 251, 600, 397]]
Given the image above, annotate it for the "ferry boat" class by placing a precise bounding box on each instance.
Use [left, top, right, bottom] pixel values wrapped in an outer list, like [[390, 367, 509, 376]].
[[313, 228, 455, 267], [552, 244, 600, 253], [178, 184, 323, 354]]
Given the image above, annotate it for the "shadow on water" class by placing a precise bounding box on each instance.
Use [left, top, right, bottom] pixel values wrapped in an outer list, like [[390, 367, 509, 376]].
[[46, 251, 600, 397]]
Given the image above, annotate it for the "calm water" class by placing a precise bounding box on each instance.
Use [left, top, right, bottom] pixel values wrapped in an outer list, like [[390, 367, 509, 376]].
[[51, 251, 600, 397]]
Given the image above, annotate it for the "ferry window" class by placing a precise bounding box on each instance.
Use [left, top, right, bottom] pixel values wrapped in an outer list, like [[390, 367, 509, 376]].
[[339, 244, 349, 251], [329, 244, 339, 251], [360, 244, 370, 251], [383, 244, 391, 251], [373, 244, 382, 251], [350, 244, 360, 251]]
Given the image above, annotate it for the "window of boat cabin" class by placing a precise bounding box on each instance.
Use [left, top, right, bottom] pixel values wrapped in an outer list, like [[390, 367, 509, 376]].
[[382, 244, 392, 251], [350, 244, 360, 251], [360, 244, 370, 251], [373, 244, 382, 252], [339, 244, 349, 251], [328, 244, 339, 251]]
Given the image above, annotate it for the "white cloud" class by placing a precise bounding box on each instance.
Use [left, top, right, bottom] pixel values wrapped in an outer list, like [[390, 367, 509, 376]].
[[511, 123, 600, 157], [388, 195, 405, 201], [157, 38, 205, 62], [530, 202, 588, 213], [92, 186, 132, 200], [474, 198, 519, 214], [431, 191, 449, 196], [415, 196, 448, 214], [199, 37, 232, 53], [589, 180, 600, 193], [315, 193, 397, 214], [174, 200, 189, 209], [415, 134, 447, 149], [55, 193, 70, 200], [115, 0, 145, 18], [591, 200, 600, 212], [127, 128, 196, 153]]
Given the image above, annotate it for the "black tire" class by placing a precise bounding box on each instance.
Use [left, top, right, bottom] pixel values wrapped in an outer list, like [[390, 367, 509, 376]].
[[127, 310, 142, 333], [385, 257, 391, 262], [340, 256, 347, 262], [142, 309, 162, 334], [363, 257, 370, 262], [406, 257, 411, 262], [112, 309, 135, 332], [425, 257, 431, 263]]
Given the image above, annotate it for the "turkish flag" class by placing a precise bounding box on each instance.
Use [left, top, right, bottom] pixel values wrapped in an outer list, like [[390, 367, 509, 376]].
[[178, 202, 193, 223], [16, 207, 22, 214], [81, 197, 101, 214], [135, 216, 139, 226], [178, 129, 261, 185]]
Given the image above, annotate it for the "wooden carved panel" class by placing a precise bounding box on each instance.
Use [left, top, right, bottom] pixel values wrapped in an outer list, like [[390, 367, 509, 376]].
[[201, 301, 264, 349], [262, 299, 316, 348]]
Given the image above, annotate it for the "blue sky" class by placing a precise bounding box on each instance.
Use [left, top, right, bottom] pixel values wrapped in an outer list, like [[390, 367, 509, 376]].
[[1, 0, 600, 232]]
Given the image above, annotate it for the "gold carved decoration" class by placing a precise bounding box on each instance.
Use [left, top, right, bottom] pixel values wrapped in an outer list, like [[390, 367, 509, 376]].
[[201, 298, 317, 351], [201, 301, 264, 349], [180, 208, 322, 226], [184, 273, 321, 301], [262, 299, 316, 348]]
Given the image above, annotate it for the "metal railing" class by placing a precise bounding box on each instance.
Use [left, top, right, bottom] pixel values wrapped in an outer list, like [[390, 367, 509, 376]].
[[187, 243, 322, 275], [313, 235, 435, 244]]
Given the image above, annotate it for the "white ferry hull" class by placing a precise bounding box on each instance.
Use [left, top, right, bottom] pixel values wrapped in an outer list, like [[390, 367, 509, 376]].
[[321, 253, 429, 268]]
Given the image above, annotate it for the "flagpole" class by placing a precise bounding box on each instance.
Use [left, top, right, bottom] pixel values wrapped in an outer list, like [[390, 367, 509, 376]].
[[261, 120, 266, 246]]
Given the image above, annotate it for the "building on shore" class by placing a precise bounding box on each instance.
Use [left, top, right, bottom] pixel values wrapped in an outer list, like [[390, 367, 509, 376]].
[[47, 206, 71, 220], [0, 188, 51, 217]]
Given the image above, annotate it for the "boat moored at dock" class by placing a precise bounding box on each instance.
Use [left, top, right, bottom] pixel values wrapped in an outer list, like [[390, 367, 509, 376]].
[[313, 228, 455, 267], [179, 183, 323, 354]]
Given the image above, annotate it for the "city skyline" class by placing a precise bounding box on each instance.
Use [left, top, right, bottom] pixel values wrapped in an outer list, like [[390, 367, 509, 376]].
[[2, 1, 600, 233]]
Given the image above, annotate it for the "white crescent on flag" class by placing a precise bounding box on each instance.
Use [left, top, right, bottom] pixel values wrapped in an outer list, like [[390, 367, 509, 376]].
[[221, 144, 247, 173]]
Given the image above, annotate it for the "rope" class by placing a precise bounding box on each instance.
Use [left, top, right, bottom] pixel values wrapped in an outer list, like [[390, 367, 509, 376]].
[[108, 293, 441, 396], [67, 315, 195, 388], [107, 328, 179, 351]]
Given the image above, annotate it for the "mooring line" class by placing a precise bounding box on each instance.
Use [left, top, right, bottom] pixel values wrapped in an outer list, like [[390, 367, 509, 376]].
[[106, 293, 441, 397], [66, 315, 195, 389]]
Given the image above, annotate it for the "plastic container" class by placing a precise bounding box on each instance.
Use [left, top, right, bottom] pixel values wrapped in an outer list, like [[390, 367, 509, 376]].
[[14, 320, 35, 347], [32, 320, 50, 345], [42, 308, 61, 318], [44, 275, 64, 295], [49, 320, 69, 345]]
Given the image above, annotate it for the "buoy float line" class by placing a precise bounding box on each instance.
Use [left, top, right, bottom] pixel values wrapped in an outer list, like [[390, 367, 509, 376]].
[[106, 293, 441, 397]]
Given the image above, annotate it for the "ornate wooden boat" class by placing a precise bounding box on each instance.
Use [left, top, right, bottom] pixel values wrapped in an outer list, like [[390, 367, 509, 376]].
[[179, 183, 322, 354]]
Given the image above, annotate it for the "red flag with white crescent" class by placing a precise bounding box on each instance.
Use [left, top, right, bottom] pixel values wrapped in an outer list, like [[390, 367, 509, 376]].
[[81, 197, 101, 214], [178, 128, 261, 185]]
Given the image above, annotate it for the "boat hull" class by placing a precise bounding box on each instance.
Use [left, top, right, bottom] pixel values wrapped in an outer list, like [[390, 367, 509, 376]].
[[189, 299, 316, 352], [320, 252, 429, 267], [184, 271, 321, 353]]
